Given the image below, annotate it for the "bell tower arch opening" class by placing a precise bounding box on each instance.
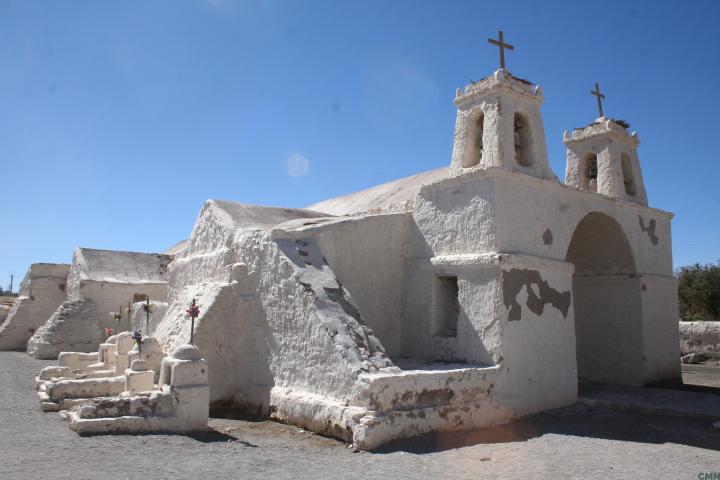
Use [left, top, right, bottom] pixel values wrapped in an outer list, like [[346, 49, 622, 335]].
[[566, 212, 644, 386], [580, 153, 598, 192], [513, 112, 533, 166], [463, 111, 485, 168], [621, 152, 636, 196]]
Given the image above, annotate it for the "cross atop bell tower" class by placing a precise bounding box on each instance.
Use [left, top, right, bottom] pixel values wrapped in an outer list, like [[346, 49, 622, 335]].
[[590, 82, 606, 118], [448, 38, 553, 180], [487, 30, 514, 70]]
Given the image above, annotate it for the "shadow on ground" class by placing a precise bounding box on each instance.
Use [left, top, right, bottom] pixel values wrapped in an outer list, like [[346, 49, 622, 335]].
[[78, 427, 259, 446], [372, 403, 720, 454]]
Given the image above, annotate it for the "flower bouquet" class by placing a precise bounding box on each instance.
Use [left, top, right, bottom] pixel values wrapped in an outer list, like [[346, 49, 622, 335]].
[[131, 330, 143, 353]]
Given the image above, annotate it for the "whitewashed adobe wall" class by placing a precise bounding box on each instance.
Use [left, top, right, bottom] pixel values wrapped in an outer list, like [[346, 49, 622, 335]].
[[156, 201, 399, 411], [28, 248, 172, 358], [65, 248, 171, 332], [0, 263, 69, 350], [27, 298, 100, 359], [282, 213, 410, 356], [131, 300, 169, 337]]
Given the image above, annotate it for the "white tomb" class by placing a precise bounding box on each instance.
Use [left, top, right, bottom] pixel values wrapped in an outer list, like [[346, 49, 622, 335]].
[[64, 345, 209, 434]]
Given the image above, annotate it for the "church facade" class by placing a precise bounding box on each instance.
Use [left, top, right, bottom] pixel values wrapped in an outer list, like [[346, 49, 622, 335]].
[[8, 39, 680, 447], [148, 66, 679, 448]]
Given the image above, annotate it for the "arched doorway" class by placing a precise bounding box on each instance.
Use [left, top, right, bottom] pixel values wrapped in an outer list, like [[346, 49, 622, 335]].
[[566, 212, 643, 385]]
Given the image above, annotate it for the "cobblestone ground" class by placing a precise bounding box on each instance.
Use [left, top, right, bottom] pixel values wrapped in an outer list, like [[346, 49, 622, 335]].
[[1, 351, 719, 480]]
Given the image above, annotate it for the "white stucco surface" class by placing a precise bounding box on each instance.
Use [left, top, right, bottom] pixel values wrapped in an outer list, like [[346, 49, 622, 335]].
[[28, 248, 173, 358], [0, 264, 69, 350], [27, 299, 101, 359], [63, 345, 209, 434], [131, 300, 169, 337]]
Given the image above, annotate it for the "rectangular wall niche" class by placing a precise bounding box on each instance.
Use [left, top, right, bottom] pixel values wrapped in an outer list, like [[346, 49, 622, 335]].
[[432, 275, 460, 337]]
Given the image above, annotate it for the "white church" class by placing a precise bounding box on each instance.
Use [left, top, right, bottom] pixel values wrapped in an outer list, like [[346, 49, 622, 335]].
[[3, 32, 680, 449]]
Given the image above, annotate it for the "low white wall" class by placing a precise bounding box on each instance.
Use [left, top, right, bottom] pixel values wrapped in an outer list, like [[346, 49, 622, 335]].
[[679, 321, 720, 359], [0, 297, 31, 350]]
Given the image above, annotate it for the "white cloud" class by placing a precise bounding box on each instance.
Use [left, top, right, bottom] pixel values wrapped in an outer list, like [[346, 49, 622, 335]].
[[286, 153, 310, 178]]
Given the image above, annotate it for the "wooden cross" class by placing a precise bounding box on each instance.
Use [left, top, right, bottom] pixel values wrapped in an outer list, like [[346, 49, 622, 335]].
[[590, 82, 606, 117], [488, 30, 514, 70]]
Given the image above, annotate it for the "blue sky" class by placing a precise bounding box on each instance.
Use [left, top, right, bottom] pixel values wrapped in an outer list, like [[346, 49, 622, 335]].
[[1, 0, 719, 288]]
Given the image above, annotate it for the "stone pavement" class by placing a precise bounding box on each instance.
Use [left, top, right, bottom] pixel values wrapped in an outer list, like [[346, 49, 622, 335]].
[[1, 351, 719, 480]]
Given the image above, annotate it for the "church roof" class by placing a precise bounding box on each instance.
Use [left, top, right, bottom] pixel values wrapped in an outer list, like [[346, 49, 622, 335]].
[[164, 239, 188, 256], [206, 200, 328, 230], [307, 167, 448, 216], [73, 248, 172, 284]]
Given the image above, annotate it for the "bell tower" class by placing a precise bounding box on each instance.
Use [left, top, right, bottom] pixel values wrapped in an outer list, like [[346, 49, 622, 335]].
[[449, 32, 554, 180], [563, 83, 648, 205]]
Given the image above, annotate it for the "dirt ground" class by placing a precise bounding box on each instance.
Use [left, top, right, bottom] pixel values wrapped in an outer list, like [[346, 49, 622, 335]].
[[1, 351, 719, 480]]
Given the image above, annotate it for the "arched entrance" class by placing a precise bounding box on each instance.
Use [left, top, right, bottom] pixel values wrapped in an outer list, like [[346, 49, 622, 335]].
[[566, 212, 643, 385]]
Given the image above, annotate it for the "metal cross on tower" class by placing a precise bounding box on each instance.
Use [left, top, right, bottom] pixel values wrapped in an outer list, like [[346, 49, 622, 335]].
[[488, 30, 514, 70], [590, 82, 606, 118]]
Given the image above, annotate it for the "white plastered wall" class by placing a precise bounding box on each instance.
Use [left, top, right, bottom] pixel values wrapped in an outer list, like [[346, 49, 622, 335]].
[[154, 200, 395, 415], [276, 213, 410, 356], [0, 263, 69, 350], [474, 167, 677, 385], [402, 166, 678, 423]]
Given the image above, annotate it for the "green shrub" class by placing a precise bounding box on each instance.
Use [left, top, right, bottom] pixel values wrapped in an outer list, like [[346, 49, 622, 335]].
[[677, 260, 720, 321]]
